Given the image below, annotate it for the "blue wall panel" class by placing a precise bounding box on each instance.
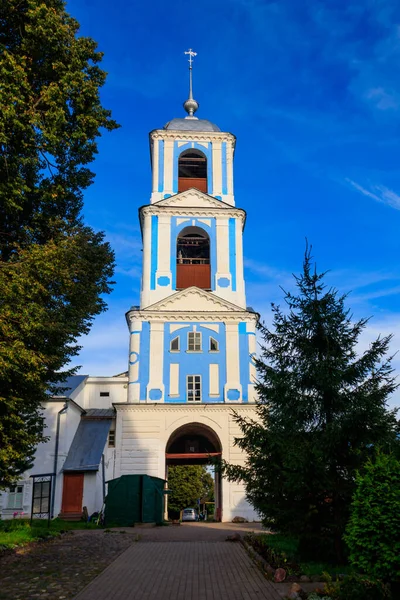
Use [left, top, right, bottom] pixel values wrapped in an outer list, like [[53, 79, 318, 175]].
[[163, 323, 226, 403], [229, 218, 237, 292], [139, 321, 150, 401], [150, 215, 158, 290]]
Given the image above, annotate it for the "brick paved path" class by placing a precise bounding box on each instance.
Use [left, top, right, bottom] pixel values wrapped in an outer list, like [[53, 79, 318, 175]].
[[74, 540, 281, 600]]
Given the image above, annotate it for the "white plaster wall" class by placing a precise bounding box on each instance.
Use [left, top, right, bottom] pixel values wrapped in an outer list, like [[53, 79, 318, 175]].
[[0, 400, 84, 519], [82, 379, 128, 409], [114, 404, 259, 522], [146, 321, 165, 402], [82, 471, 104, 516], [140, 212, 152, 307]]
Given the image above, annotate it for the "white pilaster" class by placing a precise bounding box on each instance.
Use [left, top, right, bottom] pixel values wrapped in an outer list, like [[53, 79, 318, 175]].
[[163, 140, 174, 196], [152, 139, 159, 195], [146, 321, 165, 402], [212, 141, 222, 198], [156, 214, 172, 290], [128, 319, 142, 403], [215, 216, 231, 293], [224, 322, 242, 402], [140, 213, 151, 308], [227, 140, 234, 196], [235, 217, 246, 308]]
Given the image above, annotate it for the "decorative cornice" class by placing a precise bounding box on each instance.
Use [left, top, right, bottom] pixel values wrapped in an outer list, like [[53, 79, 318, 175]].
[[127, 310, 258, 323], [113, 403, 257, 412], [141, 205, 245, 222], [150, 130, 235, 144]]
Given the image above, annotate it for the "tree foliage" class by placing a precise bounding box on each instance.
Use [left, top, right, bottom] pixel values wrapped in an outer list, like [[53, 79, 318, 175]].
[[345, 451, 400, 582], [223, 246, 399, 561], [0, 0, 118, 487], [167, 465, 214, 515]]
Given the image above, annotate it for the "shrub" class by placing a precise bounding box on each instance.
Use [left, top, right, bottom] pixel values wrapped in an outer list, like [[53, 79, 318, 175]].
[[335, 574, 392, 600], [345, 452, 400, 582]]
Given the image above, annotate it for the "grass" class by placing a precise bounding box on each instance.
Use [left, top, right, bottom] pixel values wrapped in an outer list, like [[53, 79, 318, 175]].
[[247, 533, 354, 579], [0, 517, 101, 550]]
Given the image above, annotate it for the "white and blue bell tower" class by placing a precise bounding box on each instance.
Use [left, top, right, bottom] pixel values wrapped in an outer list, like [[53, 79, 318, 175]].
[[126, 52, 258, 407]]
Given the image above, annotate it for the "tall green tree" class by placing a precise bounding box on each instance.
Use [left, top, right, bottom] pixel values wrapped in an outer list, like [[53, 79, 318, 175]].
[[223, 246, 399, 561], [167, 465, 214, 515], [0, 0, 118, 488]]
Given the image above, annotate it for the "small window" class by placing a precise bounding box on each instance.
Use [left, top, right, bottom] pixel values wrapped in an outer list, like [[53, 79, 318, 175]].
[[108, 430, 115, 448], [187, 375, 201, 402], [100, 391, 110, 397], [188, 331, 201, 352], [210, 337, 219, 352], [7, 485, 24, 509], [170, 337, 180, 352]]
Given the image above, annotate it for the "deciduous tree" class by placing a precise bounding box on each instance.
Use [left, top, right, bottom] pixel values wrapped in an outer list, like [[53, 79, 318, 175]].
[[167, 465, 214, 515], [0, 0, 118, 487]]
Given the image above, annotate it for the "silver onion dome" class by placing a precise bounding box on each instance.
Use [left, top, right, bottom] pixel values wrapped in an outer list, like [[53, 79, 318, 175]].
[[183, 96, 199, 117]]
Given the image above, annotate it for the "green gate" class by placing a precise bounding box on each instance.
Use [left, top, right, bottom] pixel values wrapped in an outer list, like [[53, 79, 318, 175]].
[[104, 474, 166, 526]]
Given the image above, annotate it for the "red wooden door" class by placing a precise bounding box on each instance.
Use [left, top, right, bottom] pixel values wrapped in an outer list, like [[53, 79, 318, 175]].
[[61, 473, 84, 513]]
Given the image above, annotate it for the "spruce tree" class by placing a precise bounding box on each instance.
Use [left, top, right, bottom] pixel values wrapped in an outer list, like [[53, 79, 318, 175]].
[[224, 246, 399, 561], [0, 0, 118, 487]]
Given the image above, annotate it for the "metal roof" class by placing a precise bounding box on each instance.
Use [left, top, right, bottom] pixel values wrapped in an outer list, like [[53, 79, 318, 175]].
[[63, 418, 112, 472], [51, 375, 88, 397], [84, 408, 115, 419], [164, 118, 220, 132]]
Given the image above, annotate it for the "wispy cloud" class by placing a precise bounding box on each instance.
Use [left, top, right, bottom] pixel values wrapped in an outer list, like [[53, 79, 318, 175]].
[[346, 179, 400, 210], [365, 87, 400, 111]]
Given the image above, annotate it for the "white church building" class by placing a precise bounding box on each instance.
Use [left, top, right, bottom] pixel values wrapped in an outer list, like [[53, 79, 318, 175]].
[[0, 54, 259, 523]]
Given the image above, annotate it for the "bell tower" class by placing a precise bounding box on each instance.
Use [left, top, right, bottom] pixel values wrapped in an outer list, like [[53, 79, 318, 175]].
[[126, 51, 258, 406]]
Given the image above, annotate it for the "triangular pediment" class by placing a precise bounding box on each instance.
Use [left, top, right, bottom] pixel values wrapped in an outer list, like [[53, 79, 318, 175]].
[[143, 287, 246, 313], [154, 189, 233, 209]]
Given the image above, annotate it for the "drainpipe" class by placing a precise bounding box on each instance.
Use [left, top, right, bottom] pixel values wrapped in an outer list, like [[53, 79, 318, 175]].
[[51, 401, 68, 518], [101, 454, 106, 503]]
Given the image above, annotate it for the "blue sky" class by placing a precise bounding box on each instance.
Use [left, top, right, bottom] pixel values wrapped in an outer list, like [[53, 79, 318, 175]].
[[67, 0, 400, 408]]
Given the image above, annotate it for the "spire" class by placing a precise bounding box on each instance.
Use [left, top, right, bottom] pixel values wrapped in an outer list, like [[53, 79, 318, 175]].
[[183, 48, 199, 119]]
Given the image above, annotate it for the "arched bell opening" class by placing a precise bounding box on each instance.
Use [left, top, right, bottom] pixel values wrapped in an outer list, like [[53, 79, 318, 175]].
[[178, 149, 207, 193], [176, 226, 211, 289], [165, 423, 223, 521]]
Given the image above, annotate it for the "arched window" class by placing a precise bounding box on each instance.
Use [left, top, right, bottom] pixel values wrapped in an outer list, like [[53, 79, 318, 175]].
[[178, 149, 207, 193], [176, 226, 211, 290]]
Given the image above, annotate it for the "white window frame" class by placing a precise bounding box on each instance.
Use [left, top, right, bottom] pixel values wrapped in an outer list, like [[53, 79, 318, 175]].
[[187, 375, 201, 402], [7, 485, 24, 509], [188, 331, 202, 352], [209, 337, 219, 352], [170, 337, 180, 352], [108, 430, 116, 448]]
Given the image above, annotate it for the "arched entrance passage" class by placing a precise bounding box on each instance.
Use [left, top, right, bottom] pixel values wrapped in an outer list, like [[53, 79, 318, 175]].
[[165, 423, 222, 521]]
